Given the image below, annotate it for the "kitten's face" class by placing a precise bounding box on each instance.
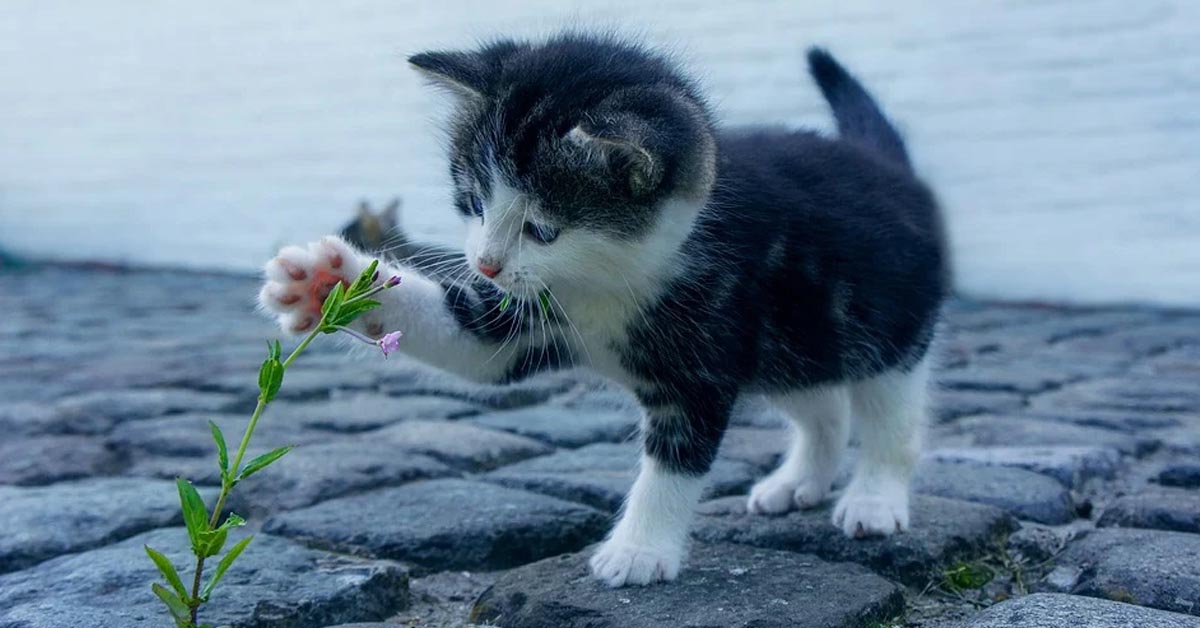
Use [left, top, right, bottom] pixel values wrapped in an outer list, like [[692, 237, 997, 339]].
[[410, 34, 716, 300]]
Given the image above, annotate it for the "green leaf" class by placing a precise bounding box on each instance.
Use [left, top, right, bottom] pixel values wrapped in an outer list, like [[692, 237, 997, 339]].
[[144, 545, 188, 602], [538, 291, 552, 320], [209, 421, 228, 477], [942, 562, 993, 592], [257, 358, 284, 403], [267, 359, 284, 401], [498, 293, 512, 312], [176, 478, 209, 553], [152, 582, 191, 623], [200, 535, 253, 602], [236, 446, 292, 482], [348, 259, 380, 297], [218, 512, 246, 531], [320, 281, 346, 322], [197, 527, 227, 558], [330, 299, 381, 327], [270, 339, 282, 360]]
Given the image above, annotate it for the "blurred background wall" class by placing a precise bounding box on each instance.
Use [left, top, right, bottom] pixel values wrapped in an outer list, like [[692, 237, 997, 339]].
[[1, 0, 1197, 305]]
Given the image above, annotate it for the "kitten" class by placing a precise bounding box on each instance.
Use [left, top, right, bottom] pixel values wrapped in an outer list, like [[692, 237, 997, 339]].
[[259, 33, 947, 587]]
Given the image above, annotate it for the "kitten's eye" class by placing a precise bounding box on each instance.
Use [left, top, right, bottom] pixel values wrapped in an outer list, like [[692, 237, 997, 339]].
[[468, 194, 484, 218], [523, 221, 560, 244]]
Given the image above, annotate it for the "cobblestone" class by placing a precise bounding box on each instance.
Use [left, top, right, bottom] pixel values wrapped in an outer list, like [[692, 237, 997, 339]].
[[485, 441, 758, 512], [263, 479, 609, 571], [0, 478, 182, 574], [1058, 528, 1200, 617], [1097, 492, 1200, 534], [692, 495, 1015, 585], [0, 528, 410, 628], [472, 543, 904, 628], [3, 266, 1199, 627], [953, 593, 1200, 628], [914, 461, 1075, 524]]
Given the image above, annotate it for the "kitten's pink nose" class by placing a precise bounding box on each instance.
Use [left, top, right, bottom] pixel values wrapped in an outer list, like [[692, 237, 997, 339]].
[[477, 261, 502, 279]]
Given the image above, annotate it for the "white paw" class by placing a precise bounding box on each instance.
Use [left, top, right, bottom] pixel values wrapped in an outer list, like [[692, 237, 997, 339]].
[[748, 473, 828, 515], [832, 487, 910, 539], [258, 236, 368, 334], [589, 538, 682, 587]]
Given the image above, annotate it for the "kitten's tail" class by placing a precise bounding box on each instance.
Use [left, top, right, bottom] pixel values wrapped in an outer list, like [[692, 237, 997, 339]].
[[807, 47, 912, 172]]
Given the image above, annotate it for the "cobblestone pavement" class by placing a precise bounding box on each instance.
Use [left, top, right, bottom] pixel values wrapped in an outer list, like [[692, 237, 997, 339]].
[[2, 265, 1199, 628]]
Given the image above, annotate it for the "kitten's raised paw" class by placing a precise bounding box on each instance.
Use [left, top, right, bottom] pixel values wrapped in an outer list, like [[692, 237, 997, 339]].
[[832, 489, 909, 539], [259, 236, 365, 334], [589, 538, 681, 587]]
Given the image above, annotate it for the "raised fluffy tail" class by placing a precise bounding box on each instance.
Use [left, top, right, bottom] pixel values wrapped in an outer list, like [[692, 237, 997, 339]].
[[807, 47, 911, 171]]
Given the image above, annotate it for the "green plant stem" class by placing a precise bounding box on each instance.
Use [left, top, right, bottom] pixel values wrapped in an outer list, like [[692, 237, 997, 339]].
[[185, 324, 323, 625]]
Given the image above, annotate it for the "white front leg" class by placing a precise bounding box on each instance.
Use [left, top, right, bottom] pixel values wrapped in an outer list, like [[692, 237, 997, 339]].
[[589, 455, 706, 587]]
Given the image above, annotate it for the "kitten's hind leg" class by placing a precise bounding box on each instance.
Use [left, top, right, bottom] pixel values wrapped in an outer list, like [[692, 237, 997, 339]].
[[747, 386, 850, 514], [835, 357, 929, 538]]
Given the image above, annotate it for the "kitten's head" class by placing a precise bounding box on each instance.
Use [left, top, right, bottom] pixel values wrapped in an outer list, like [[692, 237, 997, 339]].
[[410, 33, 715, 299]]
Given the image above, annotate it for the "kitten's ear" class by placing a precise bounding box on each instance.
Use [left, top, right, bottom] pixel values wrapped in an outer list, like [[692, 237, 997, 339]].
[[356, 199, 371, 219], [408, 50, 490, 100], [567, 118, 663, 198]]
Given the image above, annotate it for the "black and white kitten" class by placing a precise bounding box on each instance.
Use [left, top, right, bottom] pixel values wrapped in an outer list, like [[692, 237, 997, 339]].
[[259, 33, 947, 587]]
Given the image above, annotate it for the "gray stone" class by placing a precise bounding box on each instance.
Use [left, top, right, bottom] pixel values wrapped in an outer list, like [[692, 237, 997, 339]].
[[195, 362, 384, 399], [1159, 463, 1200, 488], [226, 440, 456, 516], [263, 479, 608, 571], [938, 362, 1068, 395], [485, 442, 757, 512], [927, 445, 1122, 487], [0, 478, 181, 573], [0, 527, 409, 628], [1042, 565, 1083, 593], [1059, 528, 1200, 616], [0, 435, 122, 486], [931, 414, 1160, 457], [268, 392, 481, 433], [471, 543, 903, 628], [1034, 376, 1200, 415], [369, 419, 553, 471], [933, 388, 1026, 423], [1027, 407, 1183, 433], [106, 412, 331, 459], [914, 461, 1075, 524], [388, 570, 500, 627], [378, 367, 577, 410], [50, 387, 243, 433], [1098, 492, 1200, 534], [953, 593, 1200, 627], [466, 404, 637, 447], [0, 402, 62, 436], [692, 494, 1015, 585], [127, 453, 228, 486], [1006, 524, 1067, 563]]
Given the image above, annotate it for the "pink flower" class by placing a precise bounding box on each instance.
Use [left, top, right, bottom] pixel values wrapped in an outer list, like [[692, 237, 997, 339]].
[[377, 331, 403, 357]]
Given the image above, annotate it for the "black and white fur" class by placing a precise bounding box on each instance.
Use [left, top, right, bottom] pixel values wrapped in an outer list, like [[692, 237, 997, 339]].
[[259, 33, 947, 587]]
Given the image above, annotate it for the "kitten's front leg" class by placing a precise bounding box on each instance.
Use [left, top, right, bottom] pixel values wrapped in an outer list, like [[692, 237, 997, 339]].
[[590, 392, 731, 587], [258, 236, 536, 382]]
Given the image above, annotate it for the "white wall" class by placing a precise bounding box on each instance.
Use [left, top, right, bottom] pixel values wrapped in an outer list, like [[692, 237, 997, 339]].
[[1, 0, 1198, 305]]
